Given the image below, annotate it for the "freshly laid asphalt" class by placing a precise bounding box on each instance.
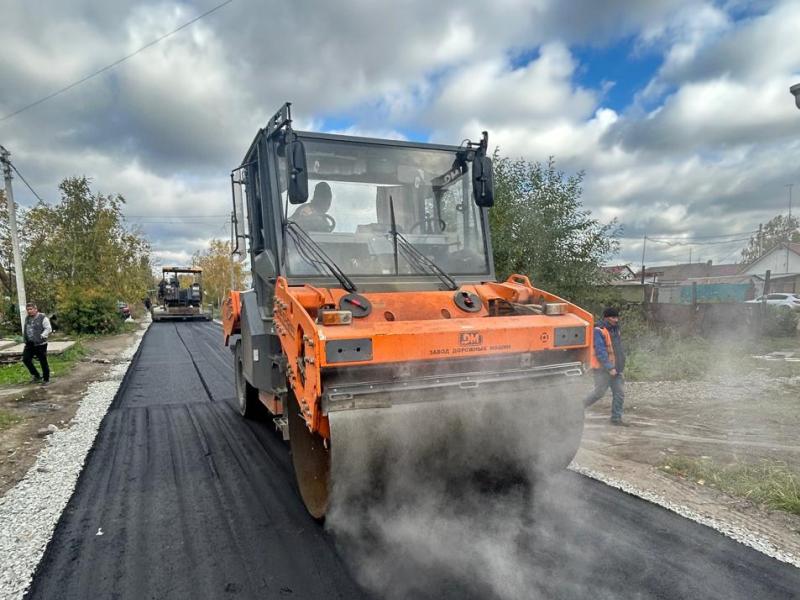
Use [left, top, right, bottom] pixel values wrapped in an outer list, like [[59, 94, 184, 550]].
[[24, 322, 800, 600]]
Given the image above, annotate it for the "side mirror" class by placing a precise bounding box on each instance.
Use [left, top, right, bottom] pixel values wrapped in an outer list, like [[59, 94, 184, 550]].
[[287, 137, 309, 204], [472, 155, 494, 207]]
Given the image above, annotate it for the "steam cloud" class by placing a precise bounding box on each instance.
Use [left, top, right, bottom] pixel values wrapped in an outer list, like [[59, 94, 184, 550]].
[[325, 382, 601, 600]]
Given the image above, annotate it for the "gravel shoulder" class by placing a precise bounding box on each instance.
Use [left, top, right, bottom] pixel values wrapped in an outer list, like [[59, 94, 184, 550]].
[[0, 327, 147, 495], [576, 370, 800, 568], [0, 323, 149, 599]]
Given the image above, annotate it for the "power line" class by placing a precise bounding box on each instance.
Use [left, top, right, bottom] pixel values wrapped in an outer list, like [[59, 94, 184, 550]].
[[619, 229, 759, 242], [7, 161, 46, 203], [646, 230, 758, 241], [646, 236, 753, 247], [0, 0, 234, 123], [125, 213, 228, 218], [127, 219, 220, 222], [124, 218, 230, 225], [717, 244, 745, 263]]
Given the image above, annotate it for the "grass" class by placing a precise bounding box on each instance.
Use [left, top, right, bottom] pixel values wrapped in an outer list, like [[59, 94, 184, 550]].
[[121, 321, 140, 334], [0, 343, 87, 386], [617, 305, 800, 382], [623, 331, 800, 382], [662, 456, 800, 516], [625, 335, 713, 381], [0, 409, 22, 431]]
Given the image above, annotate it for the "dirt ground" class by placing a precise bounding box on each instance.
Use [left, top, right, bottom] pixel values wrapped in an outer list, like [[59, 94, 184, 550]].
[[0, 325, 144, 495], [578, 354, 800, 561]]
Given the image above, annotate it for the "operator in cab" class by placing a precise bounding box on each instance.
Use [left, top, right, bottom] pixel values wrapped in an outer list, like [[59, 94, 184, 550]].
[[290, 181, 335, 232]]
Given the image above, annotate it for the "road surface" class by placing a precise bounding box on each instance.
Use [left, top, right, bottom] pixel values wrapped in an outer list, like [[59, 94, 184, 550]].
[[24, 322, 800, 599]]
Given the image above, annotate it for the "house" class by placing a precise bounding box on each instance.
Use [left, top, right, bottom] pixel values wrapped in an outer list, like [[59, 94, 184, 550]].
[[601, 264, 637, 281], [740, 243, 800, 294], [741, 242, 800, 276]]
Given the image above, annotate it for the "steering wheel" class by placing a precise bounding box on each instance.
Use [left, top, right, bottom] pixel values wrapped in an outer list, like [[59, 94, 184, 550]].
[[409, 217, 446, 233], [323, 214, 336, 232]]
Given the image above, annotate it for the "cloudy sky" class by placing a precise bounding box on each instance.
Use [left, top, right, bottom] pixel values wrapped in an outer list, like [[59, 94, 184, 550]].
[[1, 0, 799, 268]]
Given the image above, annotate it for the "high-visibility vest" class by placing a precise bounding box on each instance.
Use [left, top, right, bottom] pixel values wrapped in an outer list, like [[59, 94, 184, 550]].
[[590, 325, 616, 370]]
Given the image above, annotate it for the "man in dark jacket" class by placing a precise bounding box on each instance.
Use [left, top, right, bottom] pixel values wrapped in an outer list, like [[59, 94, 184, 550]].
[[584, 307, 627, 425], [291, 182, 334, 232], [22, 302, 52, 385]]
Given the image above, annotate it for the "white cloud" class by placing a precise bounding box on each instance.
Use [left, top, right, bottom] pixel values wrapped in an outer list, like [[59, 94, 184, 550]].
[[1, 0, 799, 270], [638, 2, 732, 77]]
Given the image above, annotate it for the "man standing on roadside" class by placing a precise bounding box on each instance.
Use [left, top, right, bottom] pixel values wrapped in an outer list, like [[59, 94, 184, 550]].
[[22, 302, 52, 386], [584, 307, 627, 425]]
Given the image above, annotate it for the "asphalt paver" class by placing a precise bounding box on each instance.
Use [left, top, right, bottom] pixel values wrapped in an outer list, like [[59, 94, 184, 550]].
[[24, 322, 800, 599]]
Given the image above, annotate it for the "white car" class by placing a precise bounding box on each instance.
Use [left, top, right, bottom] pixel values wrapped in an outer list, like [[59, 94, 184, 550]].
[[746, 293, 800, 310]]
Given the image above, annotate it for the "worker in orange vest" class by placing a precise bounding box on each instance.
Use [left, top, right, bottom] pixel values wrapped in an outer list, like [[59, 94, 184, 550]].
[[584, 307, 628, 426]]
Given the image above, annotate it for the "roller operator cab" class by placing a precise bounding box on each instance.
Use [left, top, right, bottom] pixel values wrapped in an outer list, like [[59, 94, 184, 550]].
[[223, 103, 593, 518]]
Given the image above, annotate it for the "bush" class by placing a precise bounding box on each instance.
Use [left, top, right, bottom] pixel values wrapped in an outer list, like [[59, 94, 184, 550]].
[[762, 306, 800, 337], [0, 299, 22, 337], [618, 305, 650, 345], [57, 287, 122, 335], [625, 334, 712, 381]]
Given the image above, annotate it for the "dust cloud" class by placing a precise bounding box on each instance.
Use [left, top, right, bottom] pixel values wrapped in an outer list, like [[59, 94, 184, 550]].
[[325, 381, 609, 600]]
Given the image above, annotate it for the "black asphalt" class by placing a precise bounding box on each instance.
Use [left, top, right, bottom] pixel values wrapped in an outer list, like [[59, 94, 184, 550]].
[[25, 322, 800, 600]]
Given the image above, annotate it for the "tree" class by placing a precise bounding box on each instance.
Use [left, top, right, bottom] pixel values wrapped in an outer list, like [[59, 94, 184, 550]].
[[489, 155, 619, 303], [740, 214, 800, 263], [192, 239, 245, 308], [20, 177, 152, 330]]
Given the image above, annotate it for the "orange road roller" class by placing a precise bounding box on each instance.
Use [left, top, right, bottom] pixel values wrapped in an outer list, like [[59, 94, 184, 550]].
[[223, 103, 593, 518]]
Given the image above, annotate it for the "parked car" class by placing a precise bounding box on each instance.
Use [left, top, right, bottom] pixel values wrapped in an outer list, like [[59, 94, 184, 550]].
[[745, 293, 800, 310], [117, 301, 131, 319]]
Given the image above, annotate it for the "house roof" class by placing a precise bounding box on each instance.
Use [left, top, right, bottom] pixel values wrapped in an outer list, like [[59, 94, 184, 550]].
[[602, 264, 633, 273], [686, 274, 757, 284], [709, 263, 740, 276], [637, 262, 739, 282], [601, 264, 636, 277]]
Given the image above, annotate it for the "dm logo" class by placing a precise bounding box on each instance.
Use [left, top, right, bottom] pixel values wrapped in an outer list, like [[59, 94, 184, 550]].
[[459, 332, 483, 346]]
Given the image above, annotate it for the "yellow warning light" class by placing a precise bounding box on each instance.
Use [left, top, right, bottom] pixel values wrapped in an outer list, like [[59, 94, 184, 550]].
[[545, 303, 567, 316], [319, 310, 353, 325]]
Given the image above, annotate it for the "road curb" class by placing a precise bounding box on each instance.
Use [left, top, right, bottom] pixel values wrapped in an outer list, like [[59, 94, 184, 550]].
[[570, 463, 800, 569], [0, 322, 151, 600]]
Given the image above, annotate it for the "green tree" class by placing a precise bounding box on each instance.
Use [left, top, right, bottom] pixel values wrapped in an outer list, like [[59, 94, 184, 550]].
[[20, 176, 152, 331], [489, 155, 619, 304], [192, 239, 245, 308], [740, 214, 800, 263]]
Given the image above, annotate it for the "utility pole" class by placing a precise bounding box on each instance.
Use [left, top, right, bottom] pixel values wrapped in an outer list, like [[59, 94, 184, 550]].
[[0, 146, 27, 334], [640, 234, 647, 274], [758, 223, 763, 256], [688, 247, 692, 264], [786, 183, 794, 218]]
